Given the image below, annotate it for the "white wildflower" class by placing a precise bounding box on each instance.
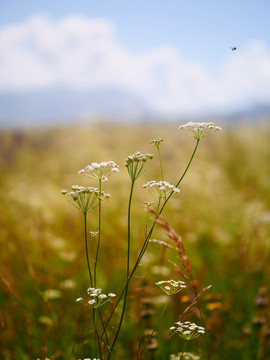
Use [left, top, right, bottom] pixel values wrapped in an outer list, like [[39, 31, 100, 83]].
[[142, 180, 180, 199], [43, 289, 62, 300], [170, 321, 205, 340], [125, 152, 153, 181], [83, 287, 117, 309], [79, 161, 119, 182], [149, 138, 164, 148], [98, 294, 107, 299], [61, 186, 109, 213], [108, 293, 116, 297], [155, 280, 186, 296], [60, 279, 76, 289], [170, 352, 201, 360], [179, 122, 222, 140]]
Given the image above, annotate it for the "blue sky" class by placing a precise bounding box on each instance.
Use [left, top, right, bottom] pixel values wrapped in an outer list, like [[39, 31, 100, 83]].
[[0, 0, 270, 123], [1, 0, 270, 69]]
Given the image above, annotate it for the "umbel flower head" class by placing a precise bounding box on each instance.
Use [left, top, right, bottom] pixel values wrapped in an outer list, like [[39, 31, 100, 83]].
[[149, 138, 164, 149], [76, 287, 116, 309], [142, 180, 180, 199], [79, 161, 119, 182], [179, 122, 222, 140], [170, 321, 205, 340], [125, 152, 153, 181], [61, 186, 110, 213], [170, 352, 201, 360], [156, 280, 186, 296]]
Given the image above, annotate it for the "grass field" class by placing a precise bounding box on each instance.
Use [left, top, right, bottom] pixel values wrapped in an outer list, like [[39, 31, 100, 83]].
[[0, 120, 270, 360]]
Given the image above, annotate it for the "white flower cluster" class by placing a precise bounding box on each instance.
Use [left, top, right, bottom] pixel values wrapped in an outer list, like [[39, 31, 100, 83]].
[[170, 352, 201, 360], [142, 180, 180, 199], [79, 161, 119, 182], [78, 358, 100, 360], [149, 138, 164, 148], [170, 321, 205, 340], [179, 122, 222, 140], [125, 151, 153, 165], [61, 186, 110, 213], [76, 288, 116, 309], [155, 280, 186, 296], [125, 152, 153, 181]]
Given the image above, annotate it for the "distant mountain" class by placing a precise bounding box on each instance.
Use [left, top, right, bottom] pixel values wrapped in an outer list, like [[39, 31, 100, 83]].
[[223, 104, 270, 122], [0, 88, 269, 128], [0, 88, 153, 127]]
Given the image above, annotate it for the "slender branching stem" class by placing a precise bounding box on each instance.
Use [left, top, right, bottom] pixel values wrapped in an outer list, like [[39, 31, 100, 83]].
[[189, 273, 211, 360], [135, 139, 200, 270], [83, 212, 93, 287], [156, 197, 161, 214], [93, 308, 102, 360], [105, 140, 200, 358], [157, 146, 164, 182], [141, 295, 170, 355], [127, 180, 135, 277], [179, 341, 187, 360], [107, 179, 135, 359], [98, 308, 110, 352], [94, 179, 102, 287]]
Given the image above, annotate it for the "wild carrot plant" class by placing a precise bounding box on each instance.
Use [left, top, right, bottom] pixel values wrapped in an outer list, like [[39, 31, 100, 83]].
[[61, 122, 222, 359]]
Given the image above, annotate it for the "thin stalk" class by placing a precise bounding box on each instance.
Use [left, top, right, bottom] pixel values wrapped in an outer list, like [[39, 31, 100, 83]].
[[107, 282, 129, 359], [157, 146, 164, 182], [179, 341, 187, 360], [141, 296, 170, 355], [104, 140, 200, 356], [93, 308, 102, 360], [127, 180, 135, 277], [107, 179, 135, 359], [156, 197, 161, 214], [189, 273, 211, 360], [84, 212, 93, 287], [135, 139, 200, 270], [98, 308, 110, 353], [94, 179, 102, 287]]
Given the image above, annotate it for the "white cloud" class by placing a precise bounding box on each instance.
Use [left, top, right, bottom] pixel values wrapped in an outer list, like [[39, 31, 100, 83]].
[[1, 14, 270, 114]]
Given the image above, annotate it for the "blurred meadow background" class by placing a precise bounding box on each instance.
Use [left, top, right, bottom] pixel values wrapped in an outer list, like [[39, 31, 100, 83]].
[[1, 1, 270, 360]]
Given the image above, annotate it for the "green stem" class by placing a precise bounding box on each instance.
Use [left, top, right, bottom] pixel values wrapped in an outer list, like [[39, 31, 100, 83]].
[[107, 179, 135, 359], [141, 296, 169, 355], [84, 212, 93, 287], [94, 179, 102, 287], [179, 341, 187, 360], [135, 139, 200, 271], [93, 308, 102, 359], [98, 308, 110, 353], [157, 147, 164, 182], [127, 180, 135, 277], [190, 273, 211, 360], [104, 140, 200, 356]]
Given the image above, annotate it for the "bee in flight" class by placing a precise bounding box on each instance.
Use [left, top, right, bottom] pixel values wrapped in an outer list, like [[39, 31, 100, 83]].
[[229, 46, 237, 51]]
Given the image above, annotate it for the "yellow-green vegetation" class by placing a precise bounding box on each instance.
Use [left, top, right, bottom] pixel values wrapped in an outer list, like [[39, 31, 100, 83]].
[[0, 121, 270, 360]]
